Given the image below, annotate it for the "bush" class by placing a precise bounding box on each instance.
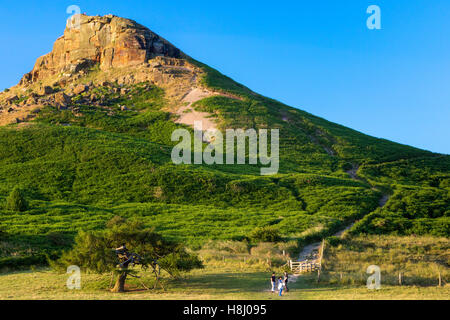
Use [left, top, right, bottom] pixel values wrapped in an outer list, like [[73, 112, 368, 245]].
[[0, 255, 47, 270], [0, 227, 7, 240], [250, 226, 282, 243], [5, 187, 28, 212], [158, 251, 203, 277], [326, 236, 342, 247], [277, 241, 300, 258], [269, 257, 287, 268], [46, 231, 72, 247], [342, 162, 353, 172], [106, 215, 126, 228]]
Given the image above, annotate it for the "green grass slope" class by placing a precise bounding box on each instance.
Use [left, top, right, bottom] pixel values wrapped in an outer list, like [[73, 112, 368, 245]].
[[0, 61, 448, 269]]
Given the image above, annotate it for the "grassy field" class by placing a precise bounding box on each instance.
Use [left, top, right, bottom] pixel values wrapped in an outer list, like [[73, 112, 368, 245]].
[[0, 235, 448, 300], [0, 266, 448, 300]]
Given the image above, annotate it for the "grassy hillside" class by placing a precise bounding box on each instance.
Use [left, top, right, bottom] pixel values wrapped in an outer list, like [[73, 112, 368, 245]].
[[0, 60, 448, 270]]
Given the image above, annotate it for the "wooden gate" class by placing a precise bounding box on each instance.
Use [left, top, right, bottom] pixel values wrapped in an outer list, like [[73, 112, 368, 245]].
[[289, 260, 320, 274]]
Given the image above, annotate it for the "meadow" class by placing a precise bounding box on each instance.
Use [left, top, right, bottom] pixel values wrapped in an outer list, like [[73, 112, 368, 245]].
[[0, 235, 448, 300]]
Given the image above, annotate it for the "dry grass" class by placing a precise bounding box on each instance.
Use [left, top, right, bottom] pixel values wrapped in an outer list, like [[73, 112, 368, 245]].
[[0, 236, 448, 300], [1, 237, 448, 300], [321, 235, 449, 287], [0, 266, 448, 300]]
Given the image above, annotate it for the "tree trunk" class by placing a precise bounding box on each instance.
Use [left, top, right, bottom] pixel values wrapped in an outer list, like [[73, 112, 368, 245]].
[[111, 272, 127, 293]]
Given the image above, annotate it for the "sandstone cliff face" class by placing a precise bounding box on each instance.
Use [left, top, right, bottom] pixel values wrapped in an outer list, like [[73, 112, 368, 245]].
[[0, 14, 209, 127], [20, 14, 185, 85]]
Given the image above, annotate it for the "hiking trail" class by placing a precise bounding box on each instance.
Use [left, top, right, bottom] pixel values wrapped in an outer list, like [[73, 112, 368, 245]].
[[296, 164, 390, 263]]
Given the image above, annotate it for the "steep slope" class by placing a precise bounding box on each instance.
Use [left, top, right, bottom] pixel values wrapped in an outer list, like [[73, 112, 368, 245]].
[[0, 15, 448, 265]]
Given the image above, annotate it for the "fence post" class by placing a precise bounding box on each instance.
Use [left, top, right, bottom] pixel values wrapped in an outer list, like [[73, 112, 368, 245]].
[[438, 272, 442, 287]]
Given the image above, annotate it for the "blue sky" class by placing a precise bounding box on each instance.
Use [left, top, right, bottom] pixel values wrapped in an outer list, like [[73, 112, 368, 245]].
[[1, 0, 449, 154]]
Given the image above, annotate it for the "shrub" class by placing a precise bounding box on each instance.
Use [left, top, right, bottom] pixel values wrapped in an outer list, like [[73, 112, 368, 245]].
[[342, 162, 353, 172], [0, 255, 47, 270], [326, 236, 342, 247], [250, 226, 282, 243], [5, 187, 28, 212], [269, 257, 287, 268], [277, 240, 300, 257], [46, 231, 72, 247], [106, 215, 126, 228], [0, 227, 7, 240], [158, 251, 204, 277]]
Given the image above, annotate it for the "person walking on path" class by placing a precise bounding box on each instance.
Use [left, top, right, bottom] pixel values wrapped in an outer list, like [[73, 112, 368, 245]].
[[278, 277, 284, 296], [283, 271, 289, 292], [270, 272, 276, 293]]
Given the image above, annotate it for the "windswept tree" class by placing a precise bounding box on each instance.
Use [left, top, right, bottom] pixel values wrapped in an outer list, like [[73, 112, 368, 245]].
[[52, 218, 203, 292]]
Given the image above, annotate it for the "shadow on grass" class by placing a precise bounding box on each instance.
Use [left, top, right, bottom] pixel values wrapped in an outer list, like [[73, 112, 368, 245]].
[[166, 272, 268, 294]]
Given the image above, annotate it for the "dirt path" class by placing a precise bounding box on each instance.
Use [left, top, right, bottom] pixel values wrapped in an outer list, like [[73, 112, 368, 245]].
[[297, 164, 391, 262], [346, 165, 359, 180], [297, 226, 354, 263], [175, 88, 218, 132], [379, 194, 390, 207]]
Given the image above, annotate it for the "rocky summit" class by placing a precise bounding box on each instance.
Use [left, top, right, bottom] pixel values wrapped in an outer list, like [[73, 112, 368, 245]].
[[20, 14, 185, 85], [0, 15, 205, 126]]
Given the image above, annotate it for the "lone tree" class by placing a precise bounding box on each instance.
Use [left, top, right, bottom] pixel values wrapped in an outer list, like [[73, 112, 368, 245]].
[[5, 187, 28, 212], [52, 218, 203, 292]]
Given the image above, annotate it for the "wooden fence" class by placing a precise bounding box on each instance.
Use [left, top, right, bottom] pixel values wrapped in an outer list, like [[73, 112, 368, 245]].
[[290, 240, 325, 274], [289, 260, 321, 274]]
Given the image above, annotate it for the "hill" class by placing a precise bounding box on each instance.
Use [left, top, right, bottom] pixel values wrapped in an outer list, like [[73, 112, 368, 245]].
[[0, 14, 448, 268]]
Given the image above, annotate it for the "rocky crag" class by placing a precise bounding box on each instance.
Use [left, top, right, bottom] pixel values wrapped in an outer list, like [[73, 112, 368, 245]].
[[21, 14, 185, 84], [0, 14, 208, 125]]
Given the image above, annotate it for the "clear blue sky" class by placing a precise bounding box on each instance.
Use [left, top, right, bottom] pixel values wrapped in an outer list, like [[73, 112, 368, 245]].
[[1, 0, 449, 154]]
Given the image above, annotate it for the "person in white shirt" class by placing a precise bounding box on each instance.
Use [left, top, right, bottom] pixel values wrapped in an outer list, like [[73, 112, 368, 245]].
[[278, 277, 284, 296]]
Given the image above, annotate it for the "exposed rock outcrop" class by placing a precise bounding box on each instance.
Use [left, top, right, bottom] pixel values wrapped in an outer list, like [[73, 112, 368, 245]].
[[20, 14, 185, 85], [0, 14, 210, 127]]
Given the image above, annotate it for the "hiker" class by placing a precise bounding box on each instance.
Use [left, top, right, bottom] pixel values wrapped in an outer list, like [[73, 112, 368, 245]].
[[270, 272, 276, 293], [284, 271, 289, 292], [278, 277, 284, 296]]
